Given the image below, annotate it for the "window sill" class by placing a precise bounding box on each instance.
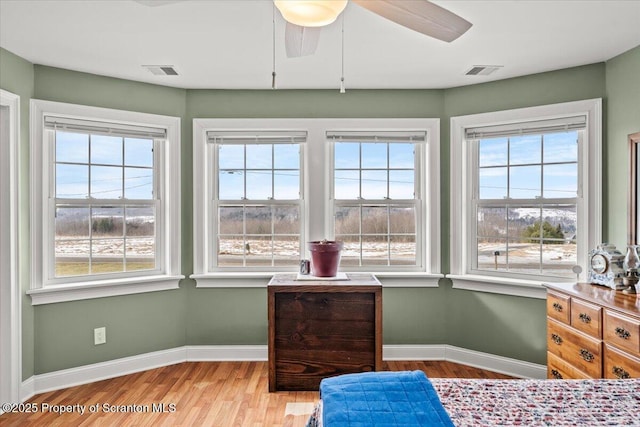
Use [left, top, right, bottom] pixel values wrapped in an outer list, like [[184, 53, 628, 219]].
[[27, 275, 184, 305], [446, 274, 562, 299], [191, 272, 444, 288]]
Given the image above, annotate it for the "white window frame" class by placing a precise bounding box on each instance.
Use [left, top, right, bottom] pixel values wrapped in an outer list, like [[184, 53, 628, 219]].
[[192, 118, 442, 288], [449, 99, 602, 299], [28, 100, 183, 305], [0, 89, 21, 406]]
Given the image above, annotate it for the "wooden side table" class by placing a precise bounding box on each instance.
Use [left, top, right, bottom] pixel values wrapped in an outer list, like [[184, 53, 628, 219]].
[[268, 273, 382, 392]]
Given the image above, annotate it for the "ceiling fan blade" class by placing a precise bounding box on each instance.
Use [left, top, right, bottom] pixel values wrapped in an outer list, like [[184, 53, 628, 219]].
[[285, 22, 322, 58], [352, 0, 472, 42]]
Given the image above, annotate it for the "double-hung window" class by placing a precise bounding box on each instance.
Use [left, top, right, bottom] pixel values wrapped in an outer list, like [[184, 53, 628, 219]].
[[29, 100, 182, 304], [329, 132, 424, 268], [450, 99, 602, 298], [192, 118, 441, 287], [211, 131, 304, 269]]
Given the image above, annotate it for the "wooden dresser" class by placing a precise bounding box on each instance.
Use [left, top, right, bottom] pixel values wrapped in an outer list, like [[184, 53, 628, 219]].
[[267, 273, 382, 392], [544, 282, 640, 380]]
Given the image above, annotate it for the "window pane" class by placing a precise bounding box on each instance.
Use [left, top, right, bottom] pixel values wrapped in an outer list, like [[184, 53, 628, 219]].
[[361, 143, 387, 168], [92, 238, 124, 274], [125, 206, 155, 237], [56, 131, 88, 164], [246, 171, 272, 199], [125, 238, 155, 271], [218, 236, 245, 267], [477, 238, 508, 272], [335, 206, 360, 235], [218, 170, 244, 200], [244, 236, 274, 267], [334, 142, 360, 169], [477, 206, 506, 239], [510, 135, 541, 165], [274, 171, 299, 199], [361, 170, 387, 199], [55, 239, 90, 277], [509, 165, 540, 198], [273, 206, 299, 234], [219, 145, 244, 169], [479, 167, 507, 199], [507, 238, 541, 275], [272, 237, 298, 265], [543, 163, 577, 198], [508, 206, 540, 240], [56, 164, 89, 198], [544, 132, 578, 163], [334, 170, 359, 199], [246, 144, 272, 169], [362, 206, 388, 234], [389, 170, 414, 199], [56, 207, 90, 239], [389, 207, 415, 234], [389, 143, 413, 168], [361, 235, 388, 266], [125, 167, 153, 199], [91, 135, 123, 165], [542, 205, 576, 242], [92, 207, 123, 237], [91, 165, 123, 199], [124, 138, 153, 167], [219, 207, 244, 234], [390, 235, 415, 265], [339, 238, 361, 266], [479, 137, 507, 167], [274, 144, 299, 169], [245, 206, 271, 235]]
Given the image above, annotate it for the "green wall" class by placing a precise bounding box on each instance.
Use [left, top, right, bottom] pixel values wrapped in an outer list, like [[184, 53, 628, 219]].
[[442, 64, 607, 365], [30, 66, 190, 374], [605, 46, 640, 247], [2, 44, 638, 378]]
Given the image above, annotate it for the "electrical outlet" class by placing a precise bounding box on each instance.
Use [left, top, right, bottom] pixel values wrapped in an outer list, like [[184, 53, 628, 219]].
[[94, 327, 106, 345]]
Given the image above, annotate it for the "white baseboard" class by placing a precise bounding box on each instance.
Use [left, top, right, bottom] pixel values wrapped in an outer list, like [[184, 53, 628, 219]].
[[186, 345, 267, 361], [20, 344, 546, 400]]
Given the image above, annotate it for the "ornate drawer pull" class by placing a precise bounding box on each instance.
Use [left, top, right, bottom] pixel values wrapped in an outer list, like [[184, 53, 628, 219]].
[[579, 348, 594, 362], [551, 369, 563, 379], [551, 333, 563, 345], [615, 327, 631, 339], [579, 313, 591, 323], [552, 302, 563, 312], [613, 366, 630, 379]]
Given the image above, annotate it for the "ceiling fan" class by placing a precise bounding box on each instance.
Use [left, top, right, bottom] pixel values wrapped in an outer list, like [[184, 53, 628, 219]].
[[134, 0, 472, 58], [276, 0, 472, 58]]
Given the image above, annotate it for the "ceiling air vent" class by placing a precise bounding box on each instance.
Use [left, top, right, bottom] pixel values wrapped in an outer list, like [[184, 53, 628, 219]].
[[143, 65, 178, 76], [465, 65, 502, 76]]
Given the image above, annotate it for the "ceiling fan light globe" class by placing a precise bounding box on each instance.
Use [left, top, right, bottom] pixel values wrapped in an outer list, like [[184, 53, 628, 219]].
[[274, 0, 348, 27]]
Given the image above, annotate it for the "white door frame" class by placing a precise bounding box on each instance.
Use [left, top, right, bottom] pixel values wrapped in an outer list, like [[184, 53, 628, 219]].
[[0, 88, 22, 406]]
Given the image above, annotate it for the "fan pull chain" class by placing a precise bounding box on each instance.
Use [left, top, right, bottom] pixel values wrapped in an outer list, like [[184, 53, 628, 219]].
[[272, 4, 277, 89], [340, 15, 345, 93]]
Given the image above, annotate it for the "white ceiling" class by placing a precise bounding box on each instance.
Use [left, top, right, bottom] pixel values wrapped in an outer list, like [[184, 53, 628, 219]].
[[1, 0, 639, 90]]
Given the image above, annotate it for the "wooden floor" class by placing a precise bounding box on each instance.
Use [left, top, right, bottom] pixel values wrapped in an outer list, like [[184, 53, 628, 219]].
[[0, 361, 513, 427]]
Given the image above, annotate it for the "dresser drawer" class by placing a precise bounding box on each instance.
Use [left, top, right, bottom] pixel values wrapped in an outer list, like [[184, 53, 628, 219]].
[[547, 318, 602, 378], [547, 291, 571, 324], [570, 298, 602, 339], [547, 351, 591, 379], [604, 344, 640, 379], [604, 309, 640, 355]]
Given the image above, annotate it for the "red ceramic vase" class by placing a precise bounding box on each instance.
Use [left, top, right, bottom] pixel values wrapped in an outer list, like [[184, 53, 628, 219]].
[[308, 240, 343, 277]]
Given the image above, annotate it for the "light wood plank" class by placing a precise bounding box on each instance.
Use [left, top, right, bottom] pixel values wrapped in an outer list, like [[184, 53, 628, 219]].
[[0, 360, 513, 426]]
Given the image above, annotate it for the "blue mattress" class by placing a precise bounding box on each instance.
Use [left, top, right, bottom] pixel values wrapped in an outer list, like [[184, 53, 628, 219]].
[[319, 370, 455, 427]]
